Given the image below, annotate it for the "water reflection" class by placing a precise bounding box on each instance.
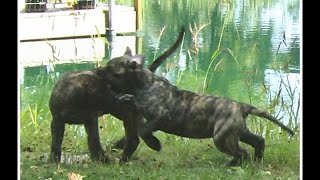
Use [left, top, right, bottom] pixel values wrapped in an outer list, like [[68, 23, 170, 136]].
[[264, 69, 301, 125], [142, 0, 301, 125], [233, 0, 301, 54]]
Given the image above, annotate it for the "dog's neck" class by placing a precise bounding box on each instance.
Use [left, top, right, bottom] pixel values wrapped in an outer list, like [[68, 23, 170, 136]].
[[130, 69, 156, 92]]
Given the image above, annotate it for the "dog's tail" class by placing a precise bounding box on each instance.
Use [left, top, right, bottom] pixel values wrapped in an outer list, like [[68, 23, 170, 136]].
[[241, 103, 295, 136], [148, 27, 185, 72]]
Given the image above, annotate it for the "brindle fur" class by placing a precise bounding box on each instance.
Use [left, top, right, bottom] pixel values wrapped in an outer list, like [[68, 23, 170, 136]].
[[103, 47, 295, 166], [48, 28, 185, 163]]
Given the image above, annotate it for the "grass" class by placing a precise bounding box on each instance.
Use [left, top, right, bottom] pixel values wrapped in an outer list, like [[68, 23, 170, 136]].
[[20, 118, 300, 179], [19, 74, 300, 179], [19, 71, 300, 179]]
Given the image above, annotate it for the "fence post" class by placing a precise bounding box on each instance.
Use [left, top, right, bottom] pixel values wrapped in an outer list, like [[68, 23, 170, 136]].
[[103, 0, 115, 61], [134, 0, 142, 54], [105, 0, 115, 37], [103, 9, 111, 61]]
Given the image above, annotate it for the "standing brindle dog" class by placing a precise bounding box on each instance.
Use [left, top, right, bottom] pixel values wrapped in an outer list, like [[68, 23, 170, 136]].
[[49, 28, 185, 163], [102, 47, 295, 166]]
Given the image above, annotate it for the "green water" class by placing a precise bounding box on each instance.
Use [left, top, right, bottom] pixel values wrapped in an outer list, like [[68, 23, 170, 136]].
[[19, 0, 301, 128], [141, 0, 301, 127]]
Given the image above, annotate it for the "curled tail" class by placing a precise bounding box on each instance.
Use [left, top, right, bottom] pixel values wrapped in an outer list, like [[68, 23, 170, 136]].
[[148, 27, 185, 72], [242, 103, 294, 136]]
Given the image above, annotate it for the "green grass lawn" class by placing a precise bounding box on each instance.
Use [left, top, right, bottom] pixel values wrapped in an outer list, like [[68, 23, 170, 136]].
[[20, 115, 300, 180]]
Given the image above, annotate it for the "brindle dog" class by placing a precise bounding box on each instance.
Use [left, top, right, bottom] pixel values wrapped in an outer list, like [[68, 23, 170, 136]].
[[48, 28, 185, 163], [102, 47, 295, 166]]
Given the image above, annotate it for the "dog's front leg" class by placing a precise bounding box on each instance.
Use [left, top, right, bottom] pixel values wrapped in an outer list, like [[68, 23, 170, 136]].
[[49, 115, 65, 163], [111, 93, 136, 151], [138, 117, 163, 152], [120, 113, 141, 162], [84, 118, 109, 163]]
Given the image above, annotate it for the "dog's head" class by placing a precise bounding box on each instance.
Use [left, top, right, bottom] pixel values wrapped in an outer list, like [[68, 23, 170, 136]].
[[100, 47, 148, 93]]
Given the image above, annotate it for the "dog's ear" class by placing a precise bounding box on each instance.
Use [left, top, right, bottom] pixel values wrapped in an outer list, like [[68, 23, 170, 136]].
[[132, 55, 145, 64], [129, 55, 144, 70], [124, 47, 132, 56], [128, 61, 138, 69], [128, 55, 145, 69]]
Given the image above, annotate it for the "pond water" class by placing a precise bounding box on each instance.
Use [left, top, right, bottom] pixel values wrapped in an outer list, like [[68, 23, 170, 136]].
[[19, 0, 301, 128]]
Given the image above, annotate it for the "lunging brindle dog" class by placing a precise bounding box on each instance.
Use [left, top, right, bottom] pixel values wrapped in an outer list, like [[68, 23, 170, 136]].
[[102, 47, 295, 166], [48, 28, 185, 163]]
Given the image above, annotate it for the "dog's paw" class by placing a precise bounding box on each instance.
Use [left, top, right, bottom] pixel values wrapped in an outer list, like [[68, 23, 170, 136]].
[[48, 152, 61, 164], [119, 156, 130, 165], [93, 155, 110, 164], [227, 159, 241, 167], [91, 152, 110, 164]]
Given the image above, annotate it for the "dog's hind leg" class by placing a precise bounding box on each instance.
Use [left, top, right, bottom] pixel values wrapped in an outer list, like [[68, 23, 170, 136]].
[[213, 136, 250, 166], [240, 129, 265, 161], [213, 123, 250, 166], [49, 115, 65, 163], [84, 118, 109, 163]]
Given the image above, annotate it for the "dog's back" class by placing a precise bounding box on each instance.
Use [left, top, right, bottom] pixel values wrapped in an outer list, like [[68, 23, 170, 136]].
[[49, 69, 116, 124]]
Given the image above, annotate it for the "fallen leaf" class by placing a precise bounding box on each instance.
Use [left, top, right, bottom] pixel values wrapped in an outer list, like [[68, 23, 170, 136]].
[[68, 172, 85, 180]]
